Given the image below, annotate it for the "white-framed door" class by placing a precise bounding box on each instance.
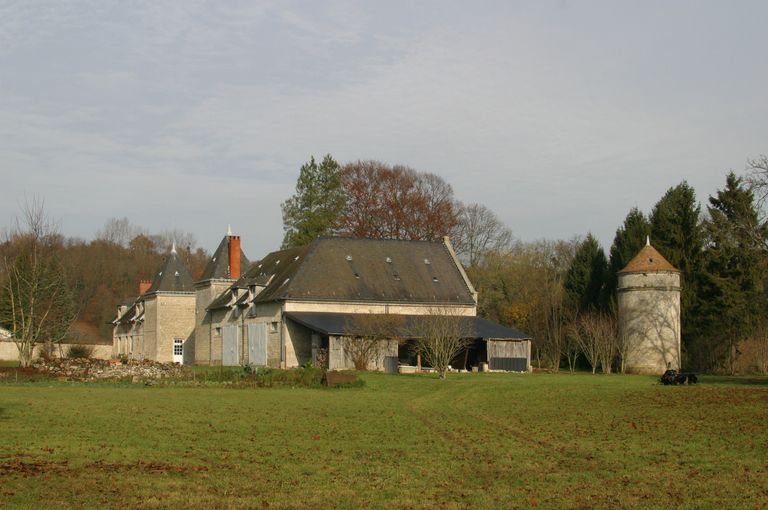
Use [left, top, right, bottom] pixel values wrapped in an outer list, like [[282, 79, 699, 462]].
[[173, 338, 184, 364]]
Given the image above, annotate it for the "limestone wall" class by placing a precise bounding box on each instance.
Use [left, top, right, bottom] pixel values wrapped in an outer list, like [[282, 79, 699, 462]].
[[0, 341, 113, 361], [145, 293, 195, 363], [618, 271, 681, 374], [283, 301, 476, 316], [194, 280, 234, 365]]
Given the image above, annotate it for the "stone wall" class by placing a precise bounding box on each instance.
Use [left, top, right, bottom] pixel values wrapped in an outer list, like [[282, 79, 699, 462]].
[[0, 341, 113, 361], [618, 271, 681, 374], [194, 280, 234, 365]]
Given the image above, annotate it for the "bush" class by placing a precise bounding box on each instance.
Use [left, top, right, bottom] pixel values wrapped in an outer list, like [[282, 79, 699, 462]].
[[67, 344, 94, 359]]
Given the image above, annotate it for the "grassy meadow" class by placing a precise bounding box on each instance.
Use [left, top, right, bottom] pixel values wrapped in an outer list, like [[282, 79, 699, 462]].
[[1, 372, 767, 509]]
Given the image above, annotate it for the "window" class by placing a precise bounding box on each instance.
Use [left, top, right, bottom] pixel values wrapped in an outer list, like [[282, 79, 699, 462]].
[[270, 321, 279, 333], [173, 339, 183, 356]]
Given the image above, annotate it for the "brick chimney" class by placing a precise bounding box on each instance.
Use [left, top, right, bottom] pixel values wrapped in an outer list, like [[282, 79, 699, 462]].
[[138, 280, 152, 296], [228, 235, 241, 279]]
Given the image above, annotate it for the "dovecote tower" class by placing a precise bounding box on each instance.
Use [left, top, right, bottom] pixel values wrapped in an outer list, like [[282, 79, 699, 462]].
[[617, 238, 681, 374]]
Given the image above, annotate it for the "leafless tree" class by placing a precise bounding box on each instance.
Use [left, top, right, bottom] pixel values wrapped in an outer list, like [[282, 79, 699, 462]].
[[342, 314, 405, 370], [411, 308, 472, 379], [95, 217, 146, 248], [569, 312, 617, 374], [1, 198, 77, 366], [451, 203, 514, 267]]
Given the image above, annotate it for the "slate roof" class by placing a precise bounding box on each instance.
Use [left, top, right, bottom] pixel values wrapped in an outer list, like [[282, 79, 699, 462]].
[[285, 312, 530, 340], [250, 237, 475, 305], [619, 243, 679, 274], [145, 250, 195, 294], [200, 235, 251, 281]]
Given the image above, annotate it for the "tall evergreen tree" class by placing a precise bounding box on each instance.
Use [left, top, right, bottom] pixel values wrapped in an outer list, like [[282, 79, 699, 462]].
[[563, 233, 607, 314], [604, 207, 650, 305], [698, 172, 768, 371], [281, 155, 345, 248], [649, 182, 705, 363]]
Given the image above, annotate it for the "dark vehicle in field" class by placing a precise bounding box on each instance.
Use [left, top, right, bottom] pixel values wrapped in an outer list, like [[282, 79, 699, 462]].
[[660, 369, 698, 385]]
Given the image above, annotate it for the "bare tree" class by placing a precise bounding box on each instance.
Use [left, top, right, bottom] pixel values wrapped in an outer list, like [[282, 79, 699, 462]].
[[570, 312, 617, 374], [342, 314, 405, 371], [411, 308, 472, 379], [0, 198, 77, 366], [95, 217, 146, 248], [451, 203, 514, 267]]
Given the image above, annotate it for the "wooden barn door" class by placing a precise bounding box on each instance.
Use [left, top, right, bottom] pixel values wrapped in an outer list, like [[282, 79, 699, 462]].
[[248, 323, 268, 366], [222, 325, 240, 366]]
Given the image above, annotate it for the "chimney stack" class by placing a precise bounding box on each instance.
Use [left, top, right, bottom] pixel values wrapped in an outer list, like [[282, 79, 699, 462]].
[[228, 235, 241, 279], [138, 280, 152, 296]]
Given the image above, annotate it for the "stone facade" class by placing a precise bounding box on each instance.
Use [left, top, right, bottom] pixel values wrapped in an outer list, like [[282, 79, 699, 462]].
[[617, 242, 682, 374]]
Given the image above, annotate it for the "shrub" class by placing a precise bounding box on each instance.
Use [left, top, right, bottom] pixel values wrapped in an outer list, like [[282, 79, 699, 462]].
[[67, 344, 94, 359]]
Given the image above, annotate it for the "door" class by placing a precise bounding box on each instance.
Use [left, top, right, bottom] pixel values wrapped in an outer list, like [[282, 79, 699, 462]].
[[248, 323, 268, 366], [172, 338, 184, 364], [222, 325, 240, 365]]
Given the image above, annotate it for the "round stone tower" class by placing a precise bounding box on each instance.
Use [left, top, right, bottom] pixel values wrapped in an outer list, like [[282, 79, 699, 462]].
[[617, 238, 681, 374]]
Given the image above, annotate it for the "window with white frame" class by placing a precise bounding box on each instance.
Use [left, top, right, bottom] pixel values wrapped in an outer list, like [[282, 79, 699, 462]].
[[173, 338, 183, 356]]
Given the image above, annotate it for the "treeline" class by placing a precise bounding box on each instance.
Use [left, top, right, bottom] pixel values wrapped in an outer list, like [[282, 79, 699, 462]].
[[0, 211, 209, 346]]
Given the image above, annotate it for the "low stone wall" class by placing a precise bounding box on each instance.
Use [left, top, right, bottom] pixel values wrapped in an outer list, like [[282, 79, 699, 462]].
[[0, 341, 113, 362], [32, 358, 188, 381]]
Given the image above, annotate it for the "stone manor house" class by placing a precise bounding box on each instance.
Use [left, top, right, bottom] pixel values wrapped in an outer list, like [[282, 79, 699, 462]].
[[113, 232, 532, 372]]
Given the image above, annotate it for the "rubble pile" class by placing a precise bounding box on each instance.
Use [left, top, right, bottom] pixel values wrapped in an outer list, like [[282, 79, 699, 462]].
[[32, 358, 189, 382]]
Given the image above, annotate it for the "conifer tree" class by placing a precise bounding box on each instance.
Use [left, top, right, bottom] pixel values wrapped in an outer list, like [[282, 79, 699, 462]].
[[563, 234, 607, 314], [281, 155, 345, 248], [604, 207, 651, 305], [649, 182, 705, 363], [698, 173, 768, 371]]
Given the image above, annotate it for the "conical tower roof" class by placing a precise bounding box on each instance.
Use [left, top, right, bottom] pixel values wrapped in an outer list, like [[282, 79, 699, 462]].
[[200, 233, 250, 281], [619, 238, 679, 274], [145, 248, 195, 294]]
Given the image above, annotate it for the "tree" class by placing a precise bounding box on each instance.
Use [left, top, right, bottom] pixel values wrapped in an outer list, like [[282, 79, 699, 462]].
[[563, 234, 607, 314], [569, 312, 617, 374], [0, 199, 77, 366], [649, 182, 705, 363], [698, 173, 768, 372], [342, 314, 405, 371], [604, 207, 650, 305], [281, 155, 345, 248], [451, 203, 514, 267], [338, 161, 459, 241], [412, 308, 472, 379], [95, 217, 145, 248]]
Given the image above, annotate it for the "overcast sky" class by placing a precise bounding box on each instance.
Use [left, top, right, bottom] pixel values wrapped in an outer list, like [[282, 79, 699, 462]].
[[2, 0, 767, 257]]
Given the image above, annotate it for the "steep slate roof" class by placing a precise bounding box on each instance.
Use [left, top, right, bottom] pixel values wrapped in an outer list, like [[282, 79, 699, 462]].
[[200, 235, 251, 281], [619, 242, 679, 273], [253, 237, 475, 305], [285, 312, 530, 340], [145, 250, 195, 294]]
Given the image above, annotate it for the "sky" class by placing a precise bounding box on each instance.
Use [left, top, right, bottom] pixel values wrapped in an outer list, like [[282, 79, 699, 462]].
[[1, 0, 767, 258]]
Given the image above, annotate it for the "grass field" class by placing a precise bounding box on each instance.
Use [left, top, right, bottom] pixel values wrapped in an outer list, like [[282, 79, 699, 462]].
[[1, 372, 767, 509]]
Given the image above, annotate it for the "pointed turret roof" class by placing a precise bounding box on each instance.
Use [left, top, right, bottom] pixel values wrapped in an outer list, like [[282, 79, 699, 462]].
[[145, 249, 195, 294], [200, 233, 251, 281], [619, 239, 679, 273]]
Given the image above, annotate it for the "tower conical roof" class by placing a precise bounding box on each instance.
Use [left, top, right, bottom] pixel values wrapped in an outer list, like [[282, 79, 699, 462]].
[[200, 234, 250, 281], [145, 250, 195, 293], [619, 241, 679, 274]]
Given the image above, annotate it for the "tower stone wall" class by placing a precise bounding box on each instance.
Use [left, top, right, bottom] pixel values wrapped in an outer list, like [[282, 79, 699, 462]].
[[617, 243, 682, 374]]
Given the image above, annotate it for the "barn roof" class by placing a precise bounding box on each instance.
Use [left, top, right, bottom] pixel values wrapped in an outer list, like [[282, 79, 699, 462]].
[[619, 240, 679, 274], [284, 312, 530, 340], [252, 237, 475, 305]]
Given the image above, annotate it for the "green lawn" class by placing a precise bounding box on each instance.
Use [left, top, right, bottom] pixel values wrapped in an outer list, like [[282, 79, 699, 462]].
[[1, 373, 766, 509]]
